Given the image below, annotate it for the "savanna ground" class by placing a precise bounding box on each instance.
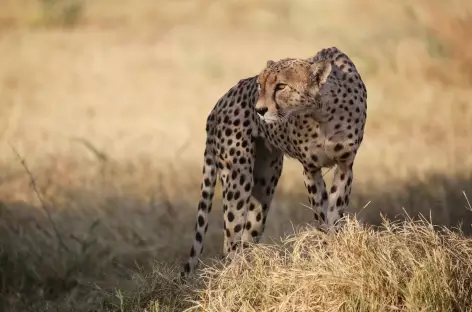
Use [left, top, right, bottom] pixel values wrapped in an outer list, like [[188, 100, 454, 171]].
[[1, 0, 472, 311]]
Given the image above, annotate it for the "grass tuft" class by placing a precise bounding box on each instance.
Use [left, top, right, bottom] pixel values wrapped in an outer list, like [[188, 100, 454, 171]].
[[185, 217, 472, 312]]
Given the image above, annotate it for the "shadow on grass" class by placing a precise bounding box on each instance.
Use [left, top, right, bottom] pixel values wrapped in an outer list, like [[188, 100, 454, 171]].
[[0, 170, 471, 311], [353, 171, 472, 234]]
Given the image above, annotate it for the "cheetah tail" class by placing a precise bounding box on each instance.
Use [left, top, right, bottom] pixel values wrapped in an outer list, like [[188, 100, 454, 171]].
[[181, 137, 217, 278]]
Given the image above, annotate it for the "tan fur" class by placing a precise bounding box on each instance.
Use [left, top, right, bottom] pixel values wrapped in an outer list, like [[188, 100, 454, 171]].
[[180, 47, 367, 279]]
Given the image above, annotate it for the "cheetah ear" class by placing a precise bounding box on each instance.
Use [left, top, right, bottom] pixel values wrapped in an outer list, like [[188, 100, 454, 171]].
[[310, 60, 332, 87], [266, 60, 275, 67]]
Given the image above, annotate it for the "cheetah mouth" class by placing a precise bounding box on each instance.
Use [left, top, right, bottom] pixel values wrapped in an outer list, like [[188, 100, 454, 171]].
[[262, 117, 277, 124], [259, 113, 278, 124]]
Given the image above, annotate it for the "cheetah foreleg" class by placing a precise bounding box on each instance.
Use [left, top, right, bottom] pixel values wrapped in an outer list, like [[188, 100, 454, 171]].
[[302, 168, 329, 229], [327, 163, 353, 229]]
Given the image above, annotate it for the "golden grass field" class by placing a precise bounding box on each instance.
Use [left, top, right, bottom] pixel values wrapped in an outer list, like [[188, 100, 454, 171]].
[[1, 0, 472, 311]]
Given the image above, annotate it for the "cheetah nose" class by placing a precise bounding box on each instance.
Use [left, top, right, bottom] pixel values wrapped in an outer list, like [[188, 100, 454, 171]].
[[255, 107, 268, 116]]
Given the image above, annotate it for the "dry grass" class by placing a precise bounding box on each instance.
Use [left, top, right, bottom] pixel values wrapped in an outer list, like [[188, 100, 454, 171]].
[[1, 0, 472, 311], [187, 217, 472, 312]]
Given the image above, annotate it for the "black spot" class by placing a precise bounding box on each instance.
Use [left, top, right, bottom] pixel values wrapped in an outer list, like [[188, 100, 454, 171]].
[[334, 143, 343, 152], [256, 212, 262, 222], [195, 232, 202, 243], [340, 152, 350, 159], [237, 200, 245, 210], [336, 197, 343, 207], [251, 230, 259, 237], [322, 191, 328, 201], [309, 184, 317, 194], [234, 224, 242, 233], [245, 221, 252, 230], [198, 215, 205, 227], [190, 247, 195, 257], [320, 212, 326, 221], [227, 212, 235, 222]]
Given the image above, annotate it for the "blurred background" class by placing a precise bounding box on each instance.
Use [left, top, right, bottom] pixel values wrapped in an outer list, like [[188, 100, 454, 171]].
[[0, 0, 471, 310]]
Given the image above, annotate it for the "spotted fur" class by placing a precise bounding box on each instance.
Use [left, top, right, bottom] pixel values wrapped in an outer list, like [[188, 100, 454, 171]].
[[181, 47, 367, 278]]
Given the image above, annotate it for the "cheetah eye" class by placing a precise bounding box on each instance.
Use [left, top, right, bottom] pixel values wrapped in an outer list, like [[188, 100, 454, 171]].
[[274, 83, 287, 91]]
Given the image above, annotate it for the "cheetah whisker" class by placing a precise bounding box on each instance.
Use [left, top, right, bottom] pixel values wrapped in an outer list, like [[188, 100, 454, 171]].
[[278, 106, 313, 123]]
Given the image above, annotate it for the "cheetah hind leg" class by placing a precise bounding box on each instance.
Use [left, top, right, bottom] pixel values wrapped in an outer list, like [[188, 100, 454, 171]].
[[243, 137, 283, 244], [221, 137, 283, 266]]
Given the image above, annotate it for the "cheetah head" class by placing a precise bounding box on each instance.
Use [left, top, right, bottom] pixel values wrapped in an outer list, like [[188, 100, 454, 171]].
[[255, 58, 333, 123]]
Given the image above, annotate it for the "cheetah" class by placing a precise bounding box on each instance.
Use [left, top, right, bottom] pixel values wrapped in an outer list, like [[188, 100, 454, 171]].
[[181, 47, 367, 278]]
